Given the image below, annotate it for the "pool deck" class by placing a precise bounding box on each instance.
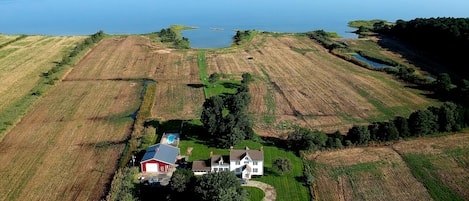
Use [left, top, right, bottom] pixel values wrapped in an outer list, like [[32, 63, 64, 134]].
[[160, 132, 180, 147]]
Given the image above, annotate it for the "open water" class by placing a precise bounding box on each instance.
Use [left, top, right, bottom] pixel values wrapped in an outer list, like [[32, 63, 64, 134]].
[[1, 0, 468, 48]]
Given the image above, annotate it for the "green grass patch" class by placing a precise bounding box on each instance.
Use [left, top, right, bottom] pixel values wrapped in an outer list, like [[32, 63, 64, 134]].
[[443, 146, 469, 168], [244, 186, 265, 201], [348, 19, 388, 29], [255, 145, 310, 201], [402, 154, 463, 201], [197, 50, 209, 98]]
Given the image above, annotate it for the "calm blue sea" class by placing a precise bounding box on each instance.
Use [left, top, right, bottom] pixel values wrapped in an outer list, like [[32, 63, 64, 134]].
[[1, 0, 468, 48]]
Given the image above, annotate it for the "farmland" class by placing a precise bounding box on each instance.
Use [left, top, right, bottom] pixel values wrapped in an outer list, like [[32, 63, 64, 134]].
[[0, 35, 85, 138], [204, 33, 435, 135], [0, 31, 448, 201], [312, 133, 469, 201]]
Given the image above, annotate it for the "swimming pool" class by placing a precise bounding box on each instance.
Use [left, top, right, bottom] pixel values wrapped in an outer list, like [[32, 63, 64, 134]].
[[167, 135, 176, 144]]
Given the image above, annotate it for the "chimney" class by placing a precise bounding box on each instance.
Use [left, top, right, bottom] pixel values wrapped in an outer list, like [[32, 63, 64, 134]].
[[230, 146, 233, 150], [245, 146, 249, 150], [210, 151, 213, 157], [260, 146, 263, 151]]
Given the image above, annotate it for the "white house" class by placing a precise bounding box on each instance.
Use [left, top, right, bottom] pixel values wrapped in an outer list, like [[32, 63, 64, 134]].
[[191, 146, 264, 179], [229, 146, 264, 179]]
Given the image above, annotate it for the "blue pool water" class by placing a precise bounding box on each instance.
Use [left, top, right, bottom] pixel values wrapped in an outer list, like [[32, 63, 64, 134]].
[[167, 135, 176, 144]]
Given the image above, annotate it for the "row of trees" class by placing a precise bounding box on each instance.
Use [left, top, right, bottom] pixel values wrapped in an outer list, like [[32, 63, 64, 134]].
[[283, 100, 468, 154], [200, 73, 254, 148]]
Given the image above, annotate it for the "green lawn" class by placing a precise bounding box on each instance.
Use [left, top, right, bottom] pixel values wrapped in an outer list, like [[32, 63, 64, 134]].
[[179, 138, 310, 201], [244, 186, 264, 201]]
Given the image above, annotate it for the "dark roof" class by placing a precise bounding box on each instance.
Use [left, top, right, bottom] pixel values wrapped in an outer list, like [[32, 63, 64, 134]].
[[230, 147, 263, 161], [211, 155, 230, 165], [192, 160, 211, 171], [140, 143, 180, 165]]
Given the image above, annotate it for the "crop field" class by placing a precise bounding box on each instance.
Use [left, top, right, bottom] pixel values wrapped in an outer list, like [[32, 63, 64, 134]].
[[0, 80, 141, 201], [65, 36, 205, 120], [205, 34, 436, 135], [311, 133, 469, 201], [312, 146, 432, 201], [0, 35, 84, 111], [0, 35, 85, 136], [393, 133, 469, 200]]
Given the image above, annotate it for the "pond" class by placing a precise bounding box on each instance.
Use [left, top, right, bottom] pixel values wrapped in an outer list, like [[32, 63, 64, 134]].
[[1, 0, 468, 48], [352, 55, 389, 68]]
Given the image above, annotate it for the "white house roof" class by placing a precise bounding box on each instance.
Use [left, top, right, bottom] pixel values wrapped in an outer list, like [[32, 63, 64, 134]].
[[140, 143, 180, 165]]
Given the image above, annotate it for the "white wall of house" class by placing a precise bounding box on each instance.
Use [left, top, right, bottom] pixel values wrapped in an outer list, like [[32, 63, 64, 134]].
[[211, 163, 230, 172], [230, 155, 263, 176]]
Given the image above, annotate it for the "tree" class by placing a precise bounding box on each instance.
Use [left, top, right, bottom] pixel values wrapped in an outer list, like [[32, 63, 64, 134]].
[[194, 171, 248, 201], [241, 73, 253, 84], [408, 109, 437, 136], [287, 127, 327, 152], [394, 116, 410, 138], [170, 168, 195, 193], [273, 157, 292, 175], [200, 80, 253, 148], [434, 73, 453, 97], [208, 73, 221, 87], [200, 95, 225, 136], [346, 125, 370, 145], [437, 101, 459, 132]]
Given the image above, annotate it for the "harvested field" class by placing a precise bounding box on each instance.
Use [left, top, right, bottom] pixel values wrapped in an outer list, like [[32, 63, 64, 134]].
[[0, 35, 85, 112], [0, 80, 141, 201], [206, 33, 436, 135], [393, 133, 469, 200], [65, 36, 205, 120], [312, 146, 432, 201]]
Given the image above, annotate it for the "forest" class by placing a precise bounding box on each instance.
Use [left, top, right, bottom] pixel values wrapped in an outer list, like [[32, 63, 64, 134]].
[[374, 17, 469, 79]]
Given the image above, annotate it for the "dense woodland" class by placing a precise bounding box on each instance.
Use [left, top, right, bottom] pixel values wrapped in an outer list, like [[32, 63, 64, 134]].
[[374, 17, 469, 79]]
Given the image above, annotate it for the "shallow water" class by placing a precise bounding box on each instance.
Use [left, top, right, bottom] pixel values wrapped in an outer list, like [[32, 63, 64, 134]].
[[1, 0, 468, 48]]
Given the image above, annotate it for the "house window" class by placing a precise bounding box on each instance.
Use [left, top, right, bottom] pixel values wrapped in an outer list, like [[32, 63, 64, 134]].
[[253, 161, 258, 165], [236, 161, 240, 165], [253, 168, 258, 173], [235, 168, 241, 172], [244, 160, 249, 164], [214, 168, 218, 172]]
